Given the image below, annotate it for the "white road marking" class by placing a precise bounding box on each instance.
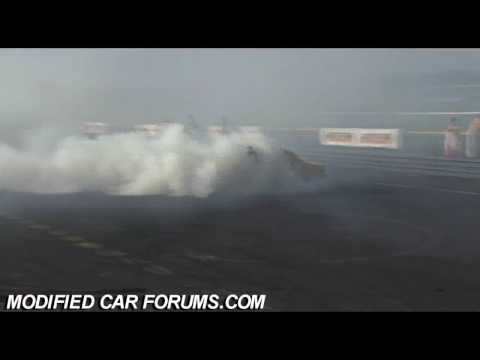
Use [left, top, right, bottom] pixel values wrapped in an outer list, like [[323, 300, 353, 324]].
[[48, 230, 69, 237], [120, 258, 136, 265], [187, 253, 220, 262], [16, 219, 35, 225], [3, 215, 23, 221], [374, 182, 480, 196], [143, 265, 173, 276], [315, 250, 423, 265], [97, 250, 128, 257], [27, 224, 51, 230], [0, 214, 176, 279], [63, 235, 85, 242], [98, 272, 113, 278], [75, 242, 103, 249], [129, 258, 152, 265], [187, 252, 262, 264]]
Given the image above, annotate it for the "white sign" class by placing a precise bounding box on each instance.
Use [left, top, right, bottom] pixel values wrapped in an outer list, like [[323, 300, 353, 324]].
[[134, 124, 163, 136], [240, 126, 263, 135], [319, 128, 357, 147], [134, 122, 182, 136], [319, 128, 403, 149], [82, 122, 109, 136], [208, 126, 225, 135]]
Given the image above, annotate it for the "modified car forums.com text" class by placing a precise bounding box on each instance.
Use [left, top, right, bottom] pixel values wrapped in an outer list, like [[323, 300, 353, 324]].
[[3, 294, 267, 311]]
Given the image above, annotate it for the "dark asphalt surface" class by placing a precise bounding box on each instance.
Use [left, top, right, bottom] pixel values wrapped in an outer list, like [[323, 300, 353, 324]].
[[1, 167, 480, 311]]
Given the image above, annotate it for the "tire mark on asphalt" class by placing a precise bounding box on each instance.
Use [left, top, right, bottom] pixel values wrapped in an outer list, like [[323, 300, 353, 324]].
[[0, 212, 174, 277], [289, 206, 437, 264]]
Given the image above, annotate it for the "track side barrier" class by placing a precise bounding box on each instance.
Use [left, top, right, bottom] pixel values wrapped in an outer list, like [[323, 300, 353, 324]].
[[300, 147, 480, 179]]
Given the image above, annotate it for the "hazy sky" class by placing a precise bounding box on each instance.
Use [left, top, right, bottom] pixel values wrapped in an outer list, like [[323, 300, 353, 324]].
[[2, 48, 480, 130]]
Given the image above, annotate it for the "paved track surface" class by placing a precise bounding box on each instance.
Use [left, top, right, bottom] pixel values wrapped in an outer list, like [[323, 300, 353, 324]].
[[1, 167, 480, 311]]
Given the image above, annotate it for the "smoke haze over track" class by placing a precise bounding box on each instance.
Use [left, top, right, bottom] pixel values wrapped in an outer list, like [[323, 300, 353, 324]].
[[0, 125, 313, 197]]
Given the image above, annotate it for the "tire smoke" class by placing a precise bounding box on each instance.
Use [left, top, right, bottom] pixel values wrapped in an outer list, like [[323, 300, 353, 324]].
[[0, 124, 314, 197]]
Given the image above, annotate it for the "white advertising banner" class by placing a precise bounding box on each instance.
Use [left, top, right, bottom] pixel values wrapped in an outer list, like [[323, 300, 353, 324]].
[[319, 128, 357, 147], [133, 124, 164, 136], [208, 126, 225, 135], [240, 126, 263, 134], [319, 128, 403, 149], [82, 122, 109, 136]]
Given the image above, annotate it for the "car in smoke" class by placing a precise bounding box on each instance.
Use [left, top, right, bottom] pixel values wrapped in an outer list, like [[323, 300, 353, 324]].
[[246, 145, 326, 182], [81, 121, 326, 184], [282, 149, 326, 181]]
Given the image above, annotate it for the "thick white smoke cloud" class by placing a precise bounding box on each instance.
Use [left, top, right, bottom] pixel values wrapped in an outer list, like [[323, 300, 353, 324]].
[[0, 125, 313, 197]]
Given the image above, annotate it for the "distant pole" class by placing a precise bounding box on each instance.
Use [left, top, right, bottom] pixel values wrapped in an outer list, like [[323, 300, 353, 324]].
[[188, 114, 198, 129], [221, 116, 228, 133]]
